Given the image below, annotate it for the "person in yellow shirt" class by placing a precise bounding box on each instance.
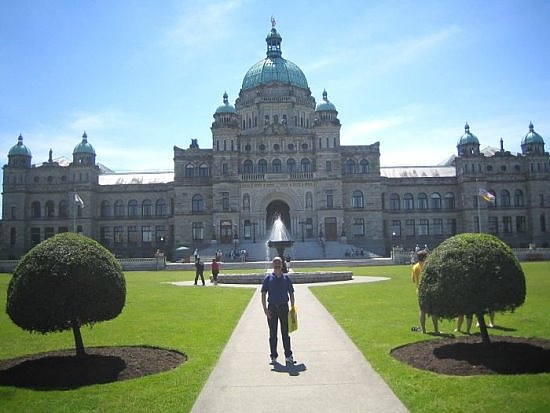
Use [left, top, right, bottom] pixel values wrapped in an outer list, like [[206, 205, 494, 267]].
[[412, 250, 439, 334]]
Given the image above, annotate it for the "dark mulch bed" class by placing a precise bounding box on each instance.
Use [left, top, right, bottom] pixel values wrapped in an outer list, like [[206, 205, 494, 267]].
[[0, 346, 186, 390], [391, 335, 550, 375]]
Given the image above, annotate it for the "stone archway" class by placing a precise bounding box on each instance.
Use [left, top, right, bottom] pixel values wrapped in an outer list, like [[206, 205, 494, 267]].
[[266, 200, 291, 234]]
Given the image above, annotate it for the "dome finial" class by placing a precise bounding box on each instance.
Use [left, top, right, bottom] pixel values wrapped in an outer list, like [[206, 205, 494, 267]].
[[82, 131, 88, 142], [266, 17, 282, 58], [223, 91, 228, 104], [271, 16, 276, 28], [529, 121, 534, 132], [465, 122, 470, 133], [323, 89, 328, 101]]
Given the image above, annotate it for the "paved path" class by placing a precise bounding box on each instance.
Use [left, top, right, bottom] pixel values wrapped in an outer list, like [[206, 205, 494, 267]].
[[182, 277, 409, 413]]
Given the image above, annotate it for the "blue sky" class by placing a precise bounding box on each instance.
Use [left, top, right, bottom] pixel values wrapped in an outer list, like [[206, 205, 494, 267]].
[[1, 0, 549, 177]]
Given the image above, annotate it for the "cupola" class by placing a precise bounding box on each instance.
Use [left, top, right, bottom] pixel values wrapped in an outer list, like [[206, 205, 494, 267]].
[[457, 123, 480, 157], [521, 122, 545, 155], [7, 134, 32, 168], [72, 131, 96, 166]]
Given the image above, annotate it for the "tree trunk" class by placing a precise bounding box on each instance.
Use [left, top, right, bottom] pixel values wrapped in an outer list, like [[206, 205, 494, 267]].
[[71, 320, 86, 357], [475, 312, 491, 345]]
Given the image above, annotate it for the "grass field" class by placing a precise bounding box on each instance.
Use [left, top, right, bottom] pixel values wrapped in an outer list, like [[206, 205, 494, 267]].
[[0, 262, 549, 412]]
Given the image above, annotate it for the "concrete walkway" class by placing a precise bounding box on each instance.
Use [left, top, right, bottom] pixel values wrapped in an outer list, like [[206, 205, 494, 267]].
[[185, 277, 409, 412]]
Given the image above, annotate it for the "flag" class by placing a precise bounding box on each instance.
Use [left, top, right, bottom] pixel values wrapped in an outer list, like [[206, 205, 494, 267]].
[[74, 193, 84, 208], [478, 188, 495, 203]]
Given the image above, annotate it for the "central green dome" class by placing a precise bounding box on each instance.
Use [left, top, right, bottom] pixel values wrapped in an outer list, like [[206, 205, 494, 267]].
[[242, 21, 308, 91]]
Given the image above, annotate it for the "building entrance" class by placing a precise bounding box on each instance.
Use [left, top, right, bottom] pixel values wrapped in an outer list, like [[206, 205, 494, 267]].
[[266, 200, 291, 236]]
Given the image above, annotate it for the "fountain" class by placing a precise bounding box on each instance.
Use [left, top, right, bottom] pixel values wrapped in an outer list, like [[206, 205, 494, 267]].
[[210, 214, 353, 284], [267, 216, 294, 273]]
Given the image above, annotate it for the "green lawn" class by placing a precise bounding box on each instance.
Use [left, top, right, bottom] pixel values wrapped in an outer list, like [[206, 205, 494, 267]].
[[311, 261, 550, 413], [0, 262, 548, 412]]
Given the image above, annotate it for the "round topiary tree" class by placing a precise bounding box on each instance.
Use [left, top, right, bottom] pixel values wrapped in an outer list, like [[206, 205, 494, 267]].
[[418, 233, 525, 344], [6, 232, 126, 357]]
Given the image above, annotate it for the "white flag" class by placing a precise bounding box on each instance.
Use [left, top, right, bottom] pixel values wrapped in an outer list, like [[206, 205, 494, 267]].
[[74, 193, 84, 208]]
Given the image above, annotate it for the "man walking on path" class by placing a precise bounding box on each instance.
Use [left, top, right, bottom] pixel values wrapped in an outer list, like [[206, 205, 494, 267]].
[[261, 256, 295, 365]]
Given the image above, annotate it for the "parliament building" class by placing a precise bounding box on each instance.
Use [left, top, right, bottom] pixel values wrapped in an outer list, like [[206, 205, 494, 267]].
[[2, 22, 549, 260]]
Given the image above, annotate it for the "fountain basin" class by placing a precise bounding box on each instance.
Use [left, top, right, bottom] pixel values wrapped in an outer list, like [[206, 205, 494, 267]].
[[216, 271, 353, 284]]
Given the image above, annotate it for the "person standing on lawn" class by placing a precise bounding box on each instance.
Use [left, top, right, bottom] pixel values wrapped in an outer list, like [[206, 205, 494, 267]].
[[411, 249, 439, 334], [261, 256, 296, 365], [211, 258, 220, 285], [194, 257, 205, 286]]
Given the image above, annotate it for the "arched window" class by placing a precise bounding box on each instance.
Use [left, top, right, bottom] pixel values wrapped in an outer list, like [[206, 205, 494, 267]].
[[258, 159, 268, 173], [514, 189, 524, 207], [128, 200, 139, 217], [417, 193, 428, 209], [444, 192, 455, 209], [156, 199, 167, 216], [45, 200, 55, 217], [185, 164, 194, 177], [287, 159, 296, 172], [403, 193, 414, 210], [31, 201, 41, 218], [243, 194, 250, 211], [345, 159, 355, 174], [100, 200, 111, 217], [199, 163, 209, 177], [390, 194, 400, 210], [500, 190, 511, 207], [301, 158, 311, 172], [272, 159, 282, 173], [243, 160, 253, 174], [431, 193, 442, 209], [192, 194, 204, 212], [59, 200, 69, 218], [142, 199, 153, 216], [360, 159, 369, 173], [114, 200, 125, 217], [352, 190, 364, 208]]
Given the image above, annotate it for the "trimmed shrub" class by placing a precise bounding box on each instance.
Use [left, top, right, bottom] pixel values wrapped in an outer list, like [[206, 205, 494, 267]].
[[419, 233, 525, 343], [6, 233, 126, 356]]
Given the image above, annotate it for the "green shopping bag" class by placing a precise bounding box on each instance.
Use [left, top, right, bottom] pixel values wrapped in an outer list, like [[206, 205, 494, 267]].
[[288, 306, 298, 333]]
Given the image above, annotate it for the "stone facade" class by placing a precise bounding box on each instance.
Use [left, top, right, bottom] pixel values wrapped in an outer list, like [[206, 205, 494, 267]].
[[2, 24, 549, 260]]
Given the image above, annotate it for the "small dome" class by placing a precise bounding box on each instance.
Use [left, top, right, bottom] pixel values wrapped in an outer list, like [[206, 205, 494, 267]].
[[8, 134, 32, 157], [457, 123, 479, 145], [521, 122, 545, 145], [316, 90, 337, 112], [73, 131, 96, 155], [215, 92, 236, 114], [242, 20, 308, 91]]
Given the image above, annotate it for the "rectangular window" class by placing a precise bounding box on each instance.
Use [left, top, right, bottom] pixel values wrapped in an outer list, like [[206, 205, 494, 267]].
[[100, 226, 111, 246], [352, 218, 365, 236], [488, 216, 498, 234], [114, 226, 124, 245], [128, 225, 139, 245], [391, 220, 401, 237], [58, 226, 68, 233], [446, 219, 456, 235], [503, 216, 513, 233], [326, 193, 334, 209], [31, 227, 41, 246], [142, 225, 153, 243], [10, 227, 16, 245], [418, 219, 429, 235], [44, 227, 55, 239], [432, 219, 443, 235], [192, 222, 204, 240], [156, 225, 167, 247], [222, 163, 228, 175], [326, 160, 332, 171], [516, 216, 527, 233], [222, 192, 230, 211], [10, 206, 16, 219], [405, 219, 415, 237]]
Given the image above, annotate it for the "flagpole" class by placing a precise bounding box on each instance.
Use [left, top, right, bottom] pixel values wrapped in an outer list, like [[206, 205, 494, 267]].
[[476, 179, 481, 233], [73, 190, 77, 232]]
